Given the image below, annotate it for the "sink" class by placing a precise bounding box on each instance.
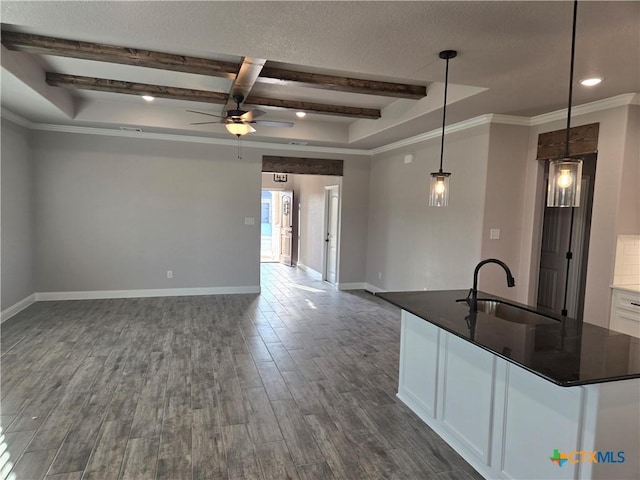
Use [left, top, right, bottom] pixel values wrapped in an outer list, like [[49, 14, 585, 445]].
[[456, 299, 560, 325]]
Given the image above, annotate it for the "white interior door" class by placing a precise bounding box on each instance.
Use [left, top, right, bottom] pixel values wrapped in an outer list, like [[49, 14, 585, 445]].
[[323, 186, 340, 284], [279, 191, 293, 265]]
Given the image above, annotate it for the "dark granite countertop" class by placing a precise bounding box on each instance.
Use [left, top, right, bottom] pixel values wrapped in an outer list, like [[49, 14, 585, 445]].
[[378, 289, 640, 387]]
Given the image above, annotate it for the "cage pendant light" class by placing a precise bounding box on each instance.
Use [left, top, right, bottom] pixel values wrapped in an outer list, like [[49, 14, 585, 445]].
[[547, 0, 583, 208], [430, 50, 457, 207]]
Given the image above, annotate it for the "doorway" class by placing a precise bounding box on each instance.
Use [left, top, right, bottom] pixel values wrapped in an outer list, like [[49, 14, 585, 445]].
[[260, 189, 294, 264], [323, 185, 340, 284], [536, 154, 597, 319]]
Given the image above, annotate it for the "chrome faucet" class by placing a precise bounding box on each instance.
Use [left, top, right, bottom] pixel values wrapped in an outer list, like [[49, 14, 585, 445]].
[[468, 258, 516, 313]]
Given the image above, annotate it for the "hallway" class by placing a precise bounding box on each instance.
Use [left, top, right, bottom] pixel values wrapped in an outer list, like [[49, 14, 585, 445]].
[[0, 263, 481, 479]]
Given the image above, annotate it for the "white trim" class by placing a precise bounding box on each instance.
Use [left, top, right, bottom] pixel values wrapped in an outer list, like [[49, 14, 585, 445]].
[[336, 282, 367, 290], [1, 108, 32, 128], [487, 114, 532, 126], [296, 263, 323, 281], [3, 93, 637, 155], [1, 293, 37, 323], [529, 93, 639, 126], [35, 285, 260, 301], [27, 123, 370, 156], [364, 283, 386, 294], [370, 115, 495, 155]]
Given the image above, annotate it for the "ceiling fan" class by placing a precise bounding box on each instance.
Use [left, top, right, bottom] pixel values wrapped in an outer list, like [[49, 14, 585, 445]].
[[188, 94, 294, 137]]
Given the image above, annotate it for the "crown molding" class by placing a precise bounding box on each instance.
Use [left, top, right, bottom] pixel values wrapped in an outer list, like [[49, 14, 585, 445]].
[[530, 93, 638, 126], [3, 94, 637, 156], [26, 122, 370, 156], [370, 114, 499, 155], [1, 108, 32, 128]]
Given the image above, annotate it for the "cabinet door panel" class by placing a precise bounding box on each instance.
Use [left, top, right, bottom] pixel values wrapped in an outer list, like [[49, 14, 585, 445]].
[[441, 333, 495, 463], [501, 364, 583, 480], [398, 311, 439, 418]]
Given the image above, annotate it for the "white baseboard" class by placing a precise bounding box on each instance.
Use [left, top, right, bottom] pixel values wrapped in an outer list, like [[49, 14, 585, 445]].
[[337, 282, 367, 290], [35, 285, 261, 301], [364, 283, 386, 294], [296, 263, 323, 281], [1, 293, 37, 323]]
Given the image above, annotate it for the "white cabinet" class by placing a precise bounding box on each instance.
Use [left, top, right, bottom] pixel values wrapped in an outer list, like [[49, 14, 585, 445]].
[[397, 310, 640, 480], [610, 287, 640, 337]]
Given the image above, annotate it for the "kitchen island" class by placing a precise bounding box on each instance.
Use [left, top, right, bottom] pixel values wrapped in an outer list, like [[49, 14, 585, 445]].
[[378, 290, 640, 480]]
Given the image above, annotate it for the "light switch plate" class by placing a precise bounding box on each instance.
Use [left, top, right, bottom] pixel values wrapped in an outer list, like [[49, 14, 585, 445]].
[[490, 228, 500, 240], [404, 154, 414, 164], [244, 217, 255, 225]]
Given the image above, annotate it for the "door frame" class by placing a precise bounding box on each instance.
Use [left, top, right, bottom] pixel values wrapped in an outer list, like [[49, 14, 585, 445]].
[[530, 123, 599, 306], [322, 185, 341, 284], [535, 154, 596, 320]]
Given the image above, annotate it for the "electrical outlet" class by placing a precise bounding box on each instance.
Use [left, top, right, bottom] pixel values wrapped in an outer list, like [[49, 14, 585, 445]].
[[167, 270, 173, 279], [490, 228, 501, 240]]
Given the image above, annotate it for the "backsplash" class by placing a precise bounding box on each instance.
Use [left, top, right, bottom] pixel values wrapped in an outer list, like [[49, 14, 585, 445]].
[[614, 235, 640, 285]]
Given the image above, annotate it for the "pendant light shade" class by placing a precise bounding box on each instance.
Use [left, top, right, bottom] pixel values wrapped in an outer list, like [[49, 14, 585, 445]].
[[429, 172, 451, 207], [429, 50, 457, 207], [226, 123, 255, 137], [547, 158, 582, 207], [547, 0, 583, 208]]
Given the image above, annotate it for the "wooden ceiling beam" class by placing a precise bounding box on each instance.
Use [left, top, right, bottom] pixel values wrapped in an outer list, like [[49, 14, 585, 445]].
[[2, 31, 239, 79], [1, 32, 424, 100], [45, 73, 381, 119], [245, 95, 381, 119], [259, 66, 426, 99], [45, 73, 228, 104]]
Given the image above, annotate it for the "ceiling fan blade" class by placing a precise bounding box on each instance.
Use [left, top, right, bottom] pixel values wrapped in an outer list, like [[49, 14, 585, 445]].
[[190, 121, 219, 125], [187, 110, 222, 118], [255, 120, 295, 128], [240, 109, 266, 121]]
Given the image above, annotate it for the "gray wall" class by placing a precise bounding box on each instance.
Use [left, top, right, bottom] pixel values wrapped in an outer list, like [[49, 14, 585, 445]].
[[479, 123, 530, 301], [26, 132, 371, 294], [31, 131, 262, 292], [1, 118, 35, 309], [365, 125, 490, 291], [617, 104, 640, 235]]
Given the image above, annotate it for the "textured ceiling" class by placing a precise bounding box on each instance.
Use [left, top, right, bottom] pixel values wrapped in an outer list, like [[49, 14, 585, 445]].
[[1, 1, 638, 149]]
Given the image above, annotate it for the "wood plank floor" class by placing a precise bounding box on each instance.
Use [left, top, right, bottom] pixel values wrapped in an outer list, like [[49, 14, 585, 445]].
[[1, 263, 484, 480]]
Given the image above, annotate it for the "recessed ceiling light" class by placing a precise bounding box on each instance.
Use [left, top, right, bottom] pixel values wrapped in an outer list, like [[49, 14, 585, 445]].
[[579, 77, 603, 87], [295, 111, 306, 118], [142, 95, 155, 102]]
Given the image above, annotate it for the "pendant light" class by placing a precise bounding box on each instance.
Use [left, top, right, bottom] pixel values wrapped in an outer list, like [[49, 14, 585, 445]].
[[429, 50, 457, 207], [547, 0, 583, 208]]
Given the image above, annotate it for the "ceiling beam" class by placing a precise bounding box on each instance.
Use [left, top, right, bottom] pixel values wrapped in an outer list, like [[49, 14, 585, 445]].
[[45, 73, 228, 104], [45, 73, 381, 119], [245, 95, 381, 119], [259, 66, 426, 99], [1, 31, 424, 100], [223, 56, 267, 113], [2, 31, 239, 79]]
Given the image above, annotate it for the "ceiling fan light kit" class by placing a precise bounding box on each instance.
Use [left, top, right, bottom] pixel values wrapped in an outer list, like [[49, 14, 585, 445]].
[[188, 94, 293, 137], [547, 0, 583, 208], [429, 49, 457, 207], [226, 123, 255, 137]]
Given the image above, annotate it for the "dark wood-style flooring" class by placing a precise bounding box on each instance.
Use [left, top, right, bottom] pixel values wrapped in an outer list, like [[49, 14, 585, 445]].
[[1, 263, 483, 479]]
